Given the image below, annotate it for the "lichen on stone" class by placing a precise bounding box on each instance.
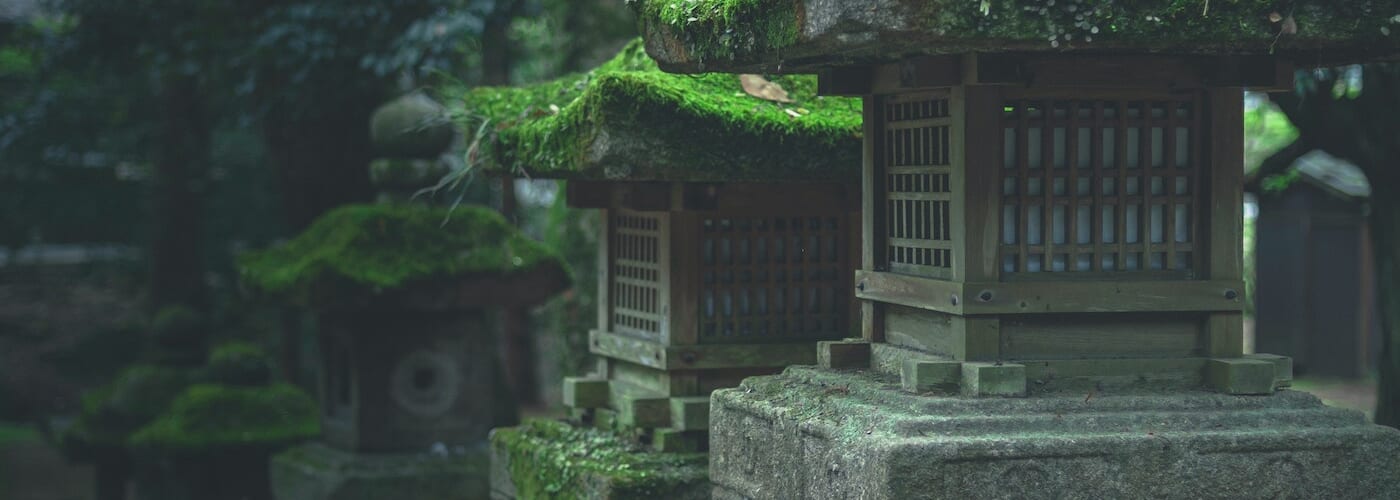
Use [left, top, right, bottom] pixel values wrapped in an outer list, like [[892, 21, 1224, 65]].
[[238, 203, 563, 307], [492, 419, 707, 500], [129, 383, 319, 451], [446, 38, 862, 181]]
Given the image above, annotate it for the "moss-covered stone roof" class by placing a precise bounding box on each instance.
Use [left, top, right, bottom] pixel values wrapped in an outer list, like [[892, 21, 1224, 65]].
[[447, 39, 862, 182], [239, 204, 564, 309], [634, 0, 1400, 73]]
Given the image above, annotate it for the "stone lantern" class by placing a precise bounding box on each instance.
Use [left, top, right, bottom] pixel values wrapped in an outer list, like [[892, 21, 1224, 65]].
[[458, 40, 863, 497], [251, 93, 568, 500], [634, 1, 1400, 498]]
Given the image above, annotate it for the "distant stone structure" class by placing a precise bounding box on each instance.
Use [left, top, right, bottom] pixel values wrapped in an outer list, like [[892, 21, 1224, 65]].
[[61, 309, 318, 500], [631, 1, 1400, 498], [249, 94, 567, 500], [1253, 150, 1380, 378]]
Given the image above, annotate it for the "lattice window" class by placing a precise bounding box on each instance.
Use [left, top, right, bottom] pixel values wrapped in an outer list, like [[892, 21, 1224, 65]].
[[884, 93, 954, 279], [699, 216, 848, 343], [999, 97, 1201, 277], [612, 212, 663, 339]]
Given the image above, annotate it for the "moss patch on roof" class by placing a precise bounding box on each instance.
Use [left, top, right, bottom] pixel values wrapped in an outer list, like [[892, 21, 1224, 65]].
[[130, 383, 319, 451], [447, 39, 862, 181], [239, 204, 562, 307], [493, 419, 708, 499], [635, 0, 1400, 72]]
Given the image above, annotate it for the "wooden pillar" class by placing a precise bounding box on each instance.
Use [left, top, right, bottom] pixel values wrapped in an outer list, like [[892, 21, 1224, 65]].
[[1206, 87, 1246, 358]]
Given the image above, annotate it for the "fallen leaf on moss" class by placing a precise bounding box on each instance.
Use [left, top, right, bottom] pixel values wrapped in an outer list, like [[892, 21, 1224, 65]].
[[740, 74, 794, 103]]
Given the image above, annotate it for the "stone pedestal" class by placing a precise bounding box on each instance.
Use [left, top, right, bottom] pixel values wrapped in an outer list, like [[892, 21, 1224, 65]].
[[710, 366, 1400, 500], [270, 442, 487, 500]]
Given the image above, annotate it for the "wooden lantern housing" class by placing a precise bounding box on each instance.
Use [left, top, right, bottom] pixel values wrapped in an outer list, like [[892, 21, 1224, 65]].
[[631, 1, 1400, 397], [455, 39, 865, 449], [565, 180, 859, 446], [839, 58, 1269, 394]]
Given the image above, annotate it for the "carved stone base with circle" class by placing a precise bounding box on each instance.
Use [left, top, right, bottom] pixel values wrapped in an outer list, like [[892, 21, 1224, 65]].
[[391, 350, 461, 418]]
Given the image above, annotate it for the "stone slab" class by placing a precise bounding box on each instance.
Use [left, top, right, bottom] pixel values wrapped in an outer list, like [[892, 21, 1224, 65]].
[[961, 362, 1026, 397], [818, 340, 870, 369], [269, 442, 487, 500], [710, 366, 1400, 499]]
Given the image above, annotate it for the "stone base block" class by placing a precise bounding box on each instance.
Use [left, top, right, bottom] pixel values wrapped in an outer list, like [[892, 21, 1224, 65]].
[[489, 419, 708, 499], [269, 442, 487, 500], [710, 366, 1400, 499]]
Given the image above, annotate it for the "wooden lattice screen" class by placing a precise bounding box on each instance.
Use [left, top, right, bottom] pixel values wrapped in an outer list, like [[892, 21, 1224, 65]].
[[884, 92, 954, 279], [999, 96, 1202, 278], [611, 211, 664, 340], [699, 216, 848, 343]]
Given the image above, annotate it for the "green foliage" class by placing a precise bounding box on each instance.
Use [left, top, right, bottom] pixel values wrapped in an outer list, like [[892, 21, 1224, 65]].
[[130, 383, 318, 451], [1261, 169, 1303, 193], [64, 364, 196, 450], [449, 39, 861, 179], [0, 47, 35, 79], [494, 419, 707, 499], [0, 420, 39, 445], [204, 342, 274, 387], [239, 203, 562, 305], [149, 305, 209, 365], [1244, 97, 1299, 174]]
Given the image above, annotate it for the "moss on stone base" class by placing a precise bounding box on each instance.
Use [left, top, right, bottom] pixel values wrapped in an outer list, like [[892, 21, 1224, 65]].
[[449, 39, 861, 181], [239, 204, 563, 308], [271, 442, 489, 500], [491, 419, 707, 500]]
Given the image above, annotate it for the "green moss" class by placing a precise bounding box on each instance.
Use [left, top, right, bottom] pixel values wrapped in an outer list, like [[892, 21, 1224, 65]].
[[924, 0, 1397, 48], [239, 204, 563, 307], [63, 364, 196, 451], [0, 47, 35, 78], [204, 342, 274, 387], [448, 39, 862, 181], [149, 305, 208, 365], [130, 383, 319, 451], [493, 419, 707, 500], [633, 0, 1398, 67], [639, 0, 799, 63]]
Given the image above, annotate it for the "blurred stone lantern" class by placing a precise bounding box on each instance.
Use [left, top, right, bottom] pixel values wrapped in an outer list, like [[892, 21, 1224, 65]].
[[247, 93, 567, 500], [633, 1, 1400, 498]]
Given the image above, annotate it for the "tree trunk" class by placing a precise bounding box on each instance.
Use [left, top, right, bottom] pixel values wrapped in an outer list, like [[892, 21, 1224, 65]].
[[261, 102, 377, 231], [481, 0, 521, 86], [148, 75, 208, 312], [1370, 182, 1400, 427]]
